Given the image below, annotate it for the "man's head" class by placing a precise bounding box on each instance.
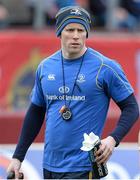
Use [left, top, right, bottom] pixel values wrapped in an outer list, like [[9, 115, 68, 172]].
[[55, 6, 91, 38]]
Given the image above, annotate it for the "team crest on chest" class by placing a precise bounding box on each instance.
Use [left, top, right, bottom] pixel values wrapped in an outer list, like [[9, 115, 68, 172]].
[[77, 74, 85, 83]]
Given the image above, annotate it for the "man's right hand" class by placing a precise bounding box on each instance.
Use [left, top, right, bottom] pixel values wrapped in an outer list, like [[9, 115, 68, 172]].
[[7, 158, 21, 179]]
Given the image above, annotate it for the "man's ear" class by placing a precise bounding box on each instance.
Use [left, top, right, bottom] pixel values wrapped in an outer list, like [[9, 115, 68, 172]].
[[56, 32, 61, 38]]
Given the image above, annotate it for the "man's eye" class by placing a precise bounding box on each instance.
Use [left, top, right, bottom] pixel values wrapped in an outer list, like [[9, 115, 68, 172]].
[[67, 29, 74, 32], [78, 29, 84, 32], [65, 29, 85, 32]]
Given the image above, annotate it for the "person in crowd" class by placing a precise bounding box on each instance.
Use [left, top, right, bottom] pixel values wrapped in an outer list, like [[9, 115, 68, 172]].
[[116, 0, 140, 31], [0, 1, 9, 29], [24, 0, 77, 26], [88, 0, 107, 28]]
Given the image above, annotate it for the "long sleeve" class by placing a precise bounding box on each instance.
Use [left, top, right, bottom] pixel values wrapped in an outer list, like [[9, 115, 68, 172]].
[[110, 94, 139, 146], [12, 103, 46, 162]]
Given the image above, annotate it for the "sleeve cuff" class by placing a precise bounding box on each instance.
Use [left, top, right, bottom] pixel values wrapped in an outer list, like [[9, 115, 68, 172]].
[[109, 134, 120, 147]]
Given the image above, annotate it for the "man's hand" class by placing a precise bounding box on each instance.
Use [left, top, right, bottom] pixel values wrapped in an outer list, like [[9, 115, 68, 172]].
[[95, 136, 116, 164], [7, 158, 21, 179]]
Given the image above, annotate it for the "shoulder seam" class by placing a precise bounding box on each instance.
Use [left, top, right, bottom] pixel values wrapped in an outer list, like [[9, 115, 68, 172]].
[[91, 52, 104, 89], [38, 51, 60, 81], [102, 63, 132, 93]]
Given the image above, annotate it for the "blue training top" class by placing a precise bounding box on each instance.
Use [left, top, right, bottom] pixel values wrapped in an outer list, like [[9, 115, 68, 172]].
[[31, 48, 133, 172]]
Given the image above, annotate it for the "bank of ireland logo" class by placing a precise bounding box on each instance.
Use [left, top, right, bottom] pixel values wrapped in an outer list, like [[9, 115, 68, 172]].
[[59, 86, 70, 94], [77, 74, 85, 83]]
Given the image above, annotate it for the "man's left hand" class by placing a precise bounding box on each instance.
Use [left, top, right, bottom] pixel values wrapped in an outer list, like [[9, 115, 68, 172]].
[[95, 136, 116, 164]]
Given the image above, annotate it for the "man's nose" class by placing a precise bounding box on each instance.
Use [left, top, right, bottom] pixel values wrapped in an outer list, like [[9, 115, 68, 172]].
[[73, 31, 79, 39]]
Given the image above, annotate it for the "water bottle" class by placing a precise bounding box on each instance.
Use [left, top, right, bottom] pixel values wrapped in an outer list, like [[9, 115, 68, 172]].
[[89, 138, 108, 179]]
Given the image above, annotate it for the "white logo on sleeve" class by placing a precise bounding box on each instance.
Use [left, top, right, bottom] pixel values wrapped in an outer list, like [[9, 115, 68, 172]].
[[48, 74, 55, 80]]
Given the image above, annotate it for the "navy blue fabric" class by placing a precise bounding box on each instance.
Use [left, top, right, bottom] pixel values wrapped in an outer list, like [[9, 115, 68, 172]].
[[43, 168, 91, 179], [110, 93, 139, 146], [12, 103, 45, 162]]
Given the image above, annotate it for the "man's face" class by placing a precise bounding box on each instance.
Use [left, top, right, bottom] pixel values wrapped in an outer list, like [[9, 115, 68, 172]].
[[61, 23, 87, 56]]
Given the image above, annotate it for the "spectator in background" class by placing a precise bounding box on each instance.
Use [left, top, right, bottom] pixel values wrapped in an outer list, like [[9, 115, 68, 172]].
[[116, 0, 140, 31], [46, 0, 77, 25], [23, 0, 57, 26], [88, 0, 107, 28], [55, 0, 77, 9], [24, 0, 77, 26], [0, 1, 9, 29]]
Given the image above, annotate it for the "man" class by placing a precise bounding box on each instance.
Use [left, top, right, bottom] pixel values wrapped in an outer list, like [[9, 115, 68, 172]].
[[7, 6, 139, 179]]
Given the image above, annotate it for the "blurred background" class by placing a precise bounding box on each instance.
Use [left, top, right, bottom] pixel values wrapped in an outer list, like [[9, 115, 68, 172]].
[[0, 0, 140, 179]]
